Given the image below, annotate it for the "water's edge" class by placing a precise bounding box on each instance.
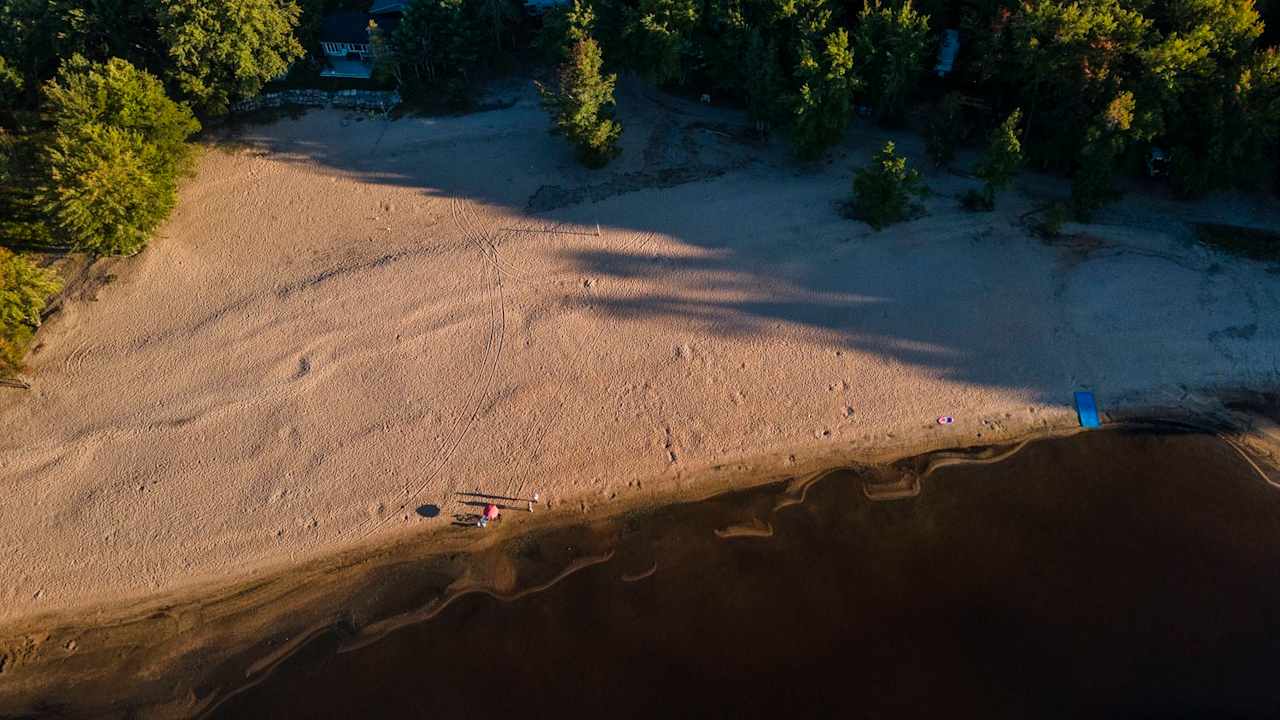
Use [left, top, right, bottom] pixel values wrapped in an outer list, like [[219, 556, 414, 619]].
[[1, 397, 1277, 719]]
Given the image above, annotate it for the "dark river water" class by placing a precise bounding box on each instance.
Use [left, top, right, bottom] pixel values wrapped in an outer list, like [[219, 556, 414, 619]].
[[211, 429, 1280, 719]]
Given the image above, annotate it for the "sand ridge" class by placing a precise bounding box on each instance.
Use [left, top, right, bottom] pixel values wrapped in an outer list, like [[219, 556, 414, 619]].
[[2, 81, 1279, 622]]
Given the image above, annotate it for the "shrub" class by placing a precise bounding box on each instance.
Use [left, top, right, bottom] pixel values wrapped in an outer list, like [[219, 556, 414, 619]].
[[851, 140, 927, 230], [1034, 202, 1070, 238], [536, 37, 623, 168], [0, 247, 62, 373]]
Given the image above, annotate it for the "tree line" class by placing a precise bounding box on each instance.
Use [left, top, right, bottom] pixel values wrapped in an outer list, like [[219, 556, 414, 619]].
[[2, 0, 1277, 373], [372, 0, 1276, 212], [1, 0, 306, 374]]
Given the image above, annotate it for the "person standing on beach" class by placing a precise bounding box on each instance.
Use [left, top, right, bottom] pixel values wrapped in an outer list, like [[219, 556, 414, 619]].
[[478, 503, 500, 528]]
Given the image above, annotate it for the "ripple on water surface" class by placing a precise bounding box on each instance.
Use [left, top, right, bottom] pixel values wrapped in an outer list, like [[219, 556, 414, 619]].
[[211, 428, 1280, 719]]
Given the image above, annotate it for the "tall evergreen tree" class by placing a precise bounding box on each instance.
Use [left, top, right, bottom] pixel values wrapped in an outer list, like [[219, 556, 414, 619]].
[[622, 0, 700, 84], [395, 0, 482, 101], [792, 28, 860, 158], [971, 108, 1024, 209], [537, 37, 623, 167], [851, 0, 931, 125]]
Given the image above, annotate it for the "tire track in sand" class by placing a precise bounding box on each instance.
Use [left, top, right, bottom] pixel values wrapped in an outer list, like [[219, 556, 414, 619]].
[[347, 198, 507, 538]]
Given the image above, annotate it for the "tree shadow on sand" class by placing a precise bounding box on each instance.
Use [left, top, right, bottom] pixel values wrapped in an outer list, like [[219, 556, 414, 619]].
[[223, 84, 1280, 405]]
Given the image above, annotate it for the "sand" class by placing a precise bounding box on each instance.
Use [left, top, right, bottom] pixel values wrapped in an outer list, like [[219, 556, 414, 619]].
[[2, 79, 1279, 623]]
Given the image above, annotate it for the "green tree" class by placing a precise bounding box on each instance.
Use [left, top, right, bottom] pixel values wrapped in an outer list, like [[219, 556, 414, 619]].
[[0, 246, 62, 373], [38, 57, 198, 254], [368, 19, 403, 87], [792, 28, 860, 159], [622, 0, 699, 84], [743, 31, 790, 133], [0, 0, 157, 101], [154, 0, 304, 114], [536, 37, 623, 168], [969, 108, 1023, 210], [0, 129, 52, 248], [0, 56, 22, 111], [1141, 0, 1278, 193], [474, 0, 519, 54], [1071, 91, 1140, 217], [41, 124, 175, 255], [924, 91, 965, 167], [395, 0, 482, 100], [1005, 0, 1151, 170], [43, 55, 199, 175], [851, 0, 931, 125], [851, 140, 927, 229], [537, 0, 596, 62]]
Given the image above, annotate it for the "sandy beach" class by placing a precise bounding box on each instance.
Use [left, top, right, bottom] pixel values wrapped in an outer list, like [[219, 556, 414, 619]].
[[2, 79, 1279, 624]]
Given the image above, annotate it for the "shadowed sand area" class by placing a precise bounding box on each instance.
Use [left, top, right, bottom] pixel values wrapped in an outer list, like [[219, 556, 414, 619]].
[[2, 427, 1279, 718], [2, 80, 1280, 623]]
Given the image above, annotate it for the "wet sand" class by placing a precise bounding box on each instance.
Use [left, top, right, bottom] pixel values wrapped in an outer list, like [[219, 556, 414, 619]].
[[4, 427, 1278, 718]]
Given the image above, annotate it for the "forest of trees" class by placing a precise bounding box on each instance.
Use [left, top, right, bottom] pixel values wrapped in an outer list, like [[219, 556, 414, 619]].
[[1, 0, 1278, 371], [369, 0, 1279, 208]]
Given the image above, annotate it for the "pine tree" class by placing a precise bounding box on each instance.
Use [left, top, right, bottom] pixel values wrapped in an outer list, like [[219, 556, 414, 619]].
[[792, 29, 860, 159], [852, 0, 931, 125], [395, 0, 482, 101], [622, 0, 699, 84], [924, 92, 965, 167], [851, 140, 927, 229], [969, 108, 1024, 210], [536, 37, 623, 168], [743, 31, 789, 134], [537, 0, 595, 62]]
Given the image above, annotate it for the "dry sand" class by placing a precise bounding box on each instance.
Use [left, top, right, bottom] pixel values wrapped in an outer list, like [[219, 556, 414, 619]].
[[2, 80, 1279, 623]]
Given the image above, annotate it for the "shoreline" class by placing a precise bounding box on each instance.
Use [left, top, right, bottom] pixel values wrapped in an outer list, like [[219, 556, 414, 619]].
[[0, 389, 1275, 629], [1, 385, 1273, 631], [2, 398, 1277, 718], [3, 98, 1280, 652]]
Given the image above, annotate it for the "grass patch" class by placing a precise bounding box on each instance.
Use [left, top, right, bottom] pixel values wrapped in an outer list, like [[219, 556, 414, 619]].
[[1194, 223, 1280, 261]]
